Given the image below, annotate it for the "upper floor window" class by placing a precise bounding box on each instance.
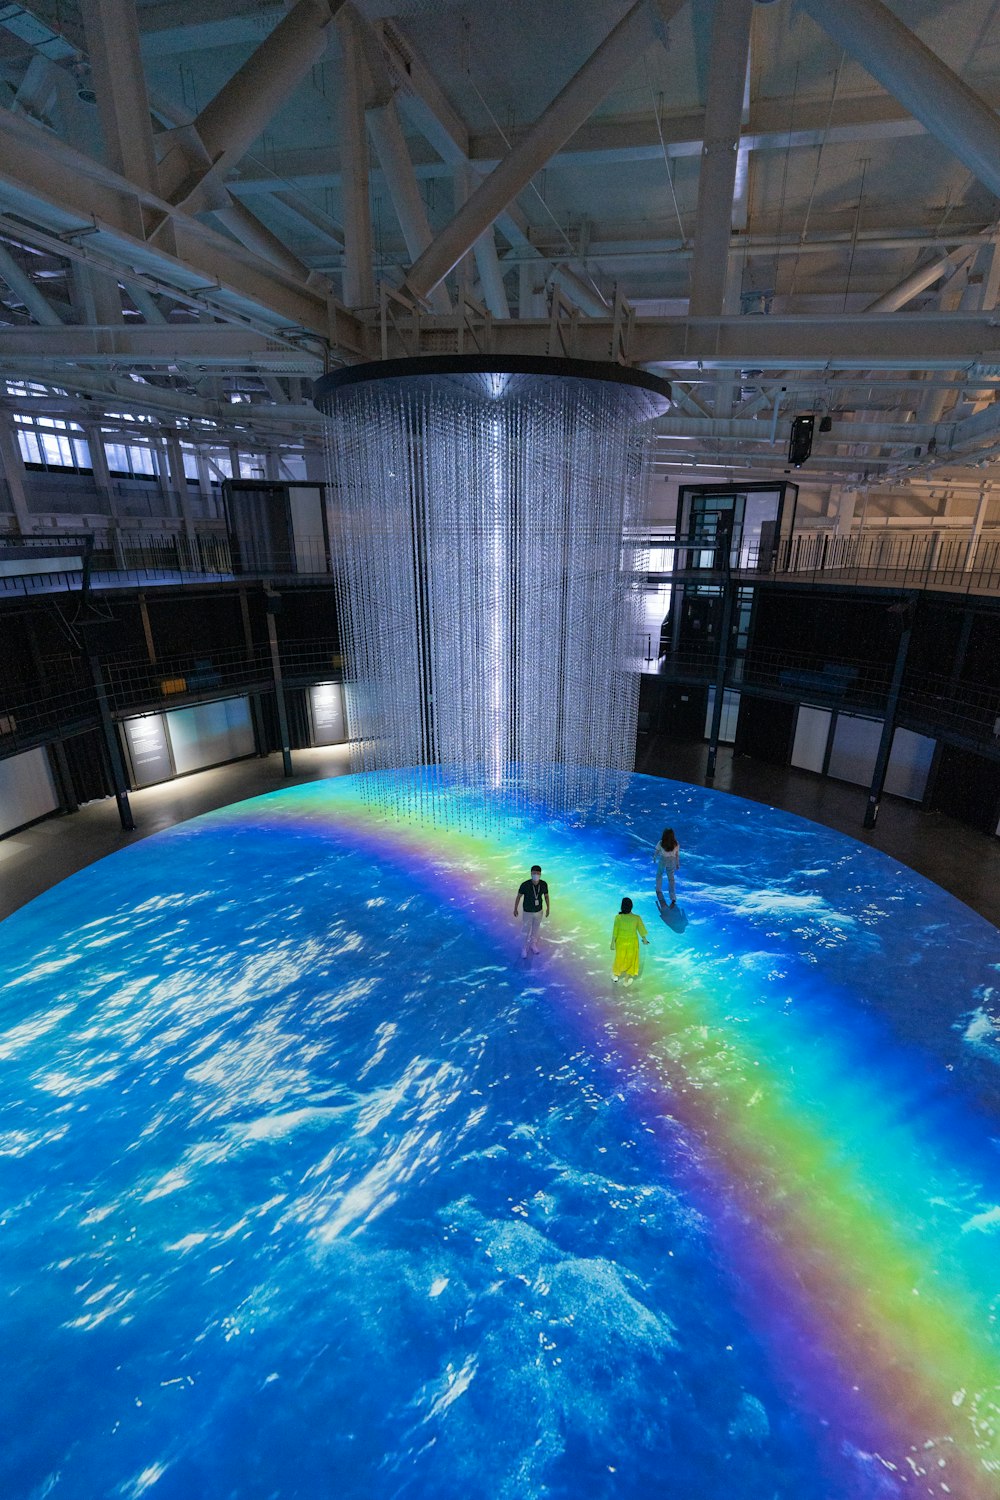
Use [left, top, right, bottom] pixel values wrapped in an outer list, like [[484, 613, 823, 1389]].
[[101, 435, 160, 480], [14, 413, 91, 473]]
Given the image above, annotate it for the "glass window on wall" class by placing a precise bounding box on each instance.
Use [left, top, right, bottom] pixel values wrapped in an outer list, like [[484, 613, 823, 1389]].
[[103, 436, 159, 479], [180, 445, 201, 482], [14, 414, 91, 472]]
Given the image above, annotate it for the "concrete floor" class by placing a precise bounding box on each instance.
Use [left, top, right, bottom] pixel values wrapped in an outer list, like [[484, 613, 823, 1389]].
[[2, 738, 999, 930]]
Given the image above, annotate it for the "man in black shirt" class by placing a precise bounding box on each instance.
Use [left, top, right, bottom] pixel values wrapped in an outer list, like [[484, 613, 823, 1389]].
[[514, 864, 550, 958]]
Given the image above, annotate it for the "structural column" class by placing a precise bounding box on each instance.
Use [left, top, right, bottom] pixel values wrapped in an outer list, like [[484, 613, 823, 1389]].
[[265, 588, 293, 776], [863, 596, 915, 829], [705, 580, 735, 781], [86, 644, 135, 832]]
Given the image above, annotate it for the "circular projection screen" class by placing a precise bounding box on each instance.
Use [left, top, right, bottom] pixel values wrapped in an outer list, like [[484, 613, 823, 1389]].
[[3, 771, 1000, 1499], [315, 356, 671, 825]]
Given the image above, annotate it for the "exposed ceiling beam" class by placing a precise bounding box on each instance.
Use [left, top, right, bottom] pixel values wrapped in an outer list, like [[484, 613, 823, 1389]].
[[377, 18, 470, 163], [866, 246, 975, 314], [548, 264, 609, 317], [404, 0, 682, 306], [80, 0, 161, 242], [381, 312, 1000, 370], [156, 0, 348, 211], [0, 325, 324, 368], [0, 372, 313, 429], [230, 86, 1000, 198], [335, 8, 374, 308], [688, 0, 753, 318], [338, 3, 451, 314], [652, 416, 947, 445], [125, 281, 167, 325], [0, 105, 361, 350], [137, 0, 466, 56], [800, 0, 1000, 201], [0, 240, 64, 325]]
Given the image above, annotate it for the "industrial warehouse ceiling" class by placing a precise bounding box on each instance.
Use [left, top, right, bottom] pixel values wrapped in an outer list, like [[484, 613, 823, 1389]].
[[2, 0, 1000, 492]]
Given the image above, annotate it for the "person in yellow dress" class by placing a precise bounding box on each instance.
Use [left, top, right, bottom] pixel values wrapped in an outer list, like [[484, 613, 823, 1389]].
[[610, 897, 649, 985]]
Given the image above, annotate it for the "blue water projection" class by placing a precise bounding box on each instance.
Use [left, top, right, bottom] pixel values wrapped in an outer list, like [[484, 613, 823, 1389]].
[[1, 771, 999, 1500]]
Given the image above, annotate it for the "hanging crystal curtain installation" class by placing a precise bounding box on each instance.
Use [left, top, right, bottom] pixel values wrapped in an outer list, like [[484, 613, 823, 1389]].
[[316, 358, 670, 824]]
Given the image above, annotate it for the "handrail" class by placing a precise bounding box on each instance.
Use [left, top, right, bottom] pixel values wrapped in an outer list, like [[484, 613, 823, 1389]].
[[0, 638, 344, 758]]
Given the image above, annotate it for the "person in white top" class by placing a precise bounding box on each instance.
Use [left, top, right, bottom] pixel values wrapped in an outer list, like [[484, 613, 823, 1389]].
[[653, 827, 680, 906]]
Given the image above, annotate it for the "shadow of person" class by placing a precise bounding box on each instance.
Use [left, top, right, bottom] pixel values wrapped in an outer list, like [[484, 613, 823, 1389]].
[[656, 895, 688, 934]]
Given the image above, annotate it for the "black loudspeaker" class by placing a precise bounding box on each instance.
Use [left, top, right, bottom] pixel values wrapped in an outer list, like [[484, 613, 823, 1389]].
[[788, 414, 814, 466]]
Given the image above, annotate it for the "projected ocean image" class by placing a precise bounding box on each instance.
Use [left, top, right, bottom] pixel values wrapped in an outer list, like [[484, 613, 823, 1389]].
[[2, 772, 1000, 1499]]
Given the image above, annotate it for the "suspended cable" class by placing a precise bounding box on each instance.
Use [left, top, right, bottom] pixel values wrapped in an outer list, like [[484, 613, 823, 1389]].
[[644, 59, 687, 247]]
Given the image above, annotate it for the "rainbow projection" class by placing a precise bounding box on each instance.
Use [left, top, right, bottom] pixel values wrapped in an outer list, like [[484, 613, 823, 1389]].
[[1, 771, 999, 1499]]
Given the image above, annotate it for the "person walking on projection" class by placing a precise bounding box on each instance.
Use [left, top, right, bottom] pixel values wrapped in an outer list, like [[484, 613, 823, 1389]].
[[514, 864, 550, 958], [611, 897, 649, 985], [653, 826, 680, 906]]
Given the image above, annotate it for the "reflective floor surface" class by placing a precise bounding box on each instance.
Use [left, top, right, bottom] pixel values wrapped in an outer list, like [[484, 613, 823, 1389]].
[[2, 771, 999, 1499]]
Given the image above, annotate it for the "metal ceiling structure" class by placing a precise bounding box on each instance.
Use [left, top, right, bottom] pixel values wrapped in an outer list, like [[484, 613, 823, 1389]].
[[1, 0, 1000, 503]]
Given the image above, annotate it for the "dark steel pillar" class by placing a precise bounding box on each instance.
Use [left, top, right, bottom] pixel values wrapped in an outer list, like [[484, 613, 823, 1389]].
[[265, 588, 293, 776], [705, 579, 734, 781], [863, 594, 915, 829], [88, 653, 135, 831]]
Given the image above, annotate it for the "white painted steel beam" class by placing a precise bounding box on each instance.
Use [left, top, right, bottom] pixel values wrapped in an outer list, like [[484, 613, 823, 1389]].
[[211, 199, 311, 280], [404, 0, 683, 306], [392, 312, 1000, 370], [0, 413, 34, 533], [652, 416, 945, 444], [229, 86, 1000, 196], [800, 0, 1000, 201], [0, 325, 325, 368], [125, 282, 166, 324], [0, 106, 361, 348], [377, 19, 471, 164], [0, 241, 64, 325], [268, 190, 344, 250], [366, 100, 452, 313], [688, 0, 753, 318], [157, 0, 347, 206], [548, 265, 609, 317], [336, 10, 375, 308], [79, 0, 160, 212]]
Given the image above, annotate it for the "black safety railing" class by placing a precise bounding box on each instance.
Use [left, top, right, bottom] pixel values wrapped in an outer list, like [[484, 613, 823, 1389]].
[[4, 523, 1000, 596], [0, 529, 336, 594], [0, 638, 344, 759], [770, 529, 1000, 593]]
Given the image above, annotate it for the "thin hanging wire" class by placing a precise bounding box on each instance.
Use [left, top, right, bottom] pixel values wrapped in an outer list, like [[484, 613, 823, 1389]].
[[463, 67, 608, 305], [788, 52, 846, 301], [843, 156, 870, 311], [644, 58, 687, 248]]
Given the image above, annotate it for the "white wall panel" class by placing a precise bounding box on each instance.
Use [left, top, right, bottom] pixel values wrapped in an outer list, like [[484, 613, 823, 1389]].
[[0, 746, 58, 836], [166, 697, 253, 775], [885, 727, 936, 802], [791, 705, 831, 774], [827, 713, 883, 786]]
